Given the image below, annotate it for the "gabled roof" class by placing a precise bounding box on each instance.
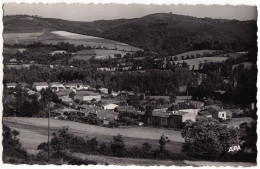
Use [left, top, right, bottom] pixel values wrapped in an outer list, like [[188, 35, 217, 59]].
[[6, 83, 17, 86], [152, 111, 169, 118], [168, 102, 196, 111], [51, 82, 63, 85], [171, 111, 189, 116], [33, 82, 48, 86], [176, 96, 192, 100]]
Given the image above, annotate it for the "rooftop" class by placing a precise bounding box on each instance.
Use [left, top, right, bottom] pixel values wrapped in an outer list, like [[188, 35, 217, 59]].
[[33, 82, 48, 86], [176, 96, 192, 100]]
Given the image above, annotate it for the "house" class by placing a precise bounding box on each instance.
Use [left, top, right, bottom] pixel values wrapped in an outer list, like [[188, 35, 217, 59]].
[[115, 105, 137, 114], [225, 109, 233, 119], [32, 82, 49, 91], [153, 104, 171, 112], [19, 82, 29, 89], [149, 96, 170, 102], [9, 58, 17, 63], [64, 83, 87, 90], [102, 103, 119, 110], [118, 91, 134, 97], [50, 82, 65, 91], [190, 101, 204, 109], [168, 111, 196, 129], [50, 50, 67, 56], [175, 96, 192, 103], [147, 111, 169, 127], [98, 87, 109, 94], [6, 83, 17, 88], [198, 110, 213, 118], [74, 91, 101, 102], [89, 109, 119, 125], [205, 105, 227, 120], [167, 102, 200, 115]]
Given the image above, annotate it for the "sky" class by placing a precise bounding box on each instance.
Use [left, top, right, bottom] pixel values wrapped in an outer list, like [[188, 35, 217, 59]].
[[3, 4, 257, 21]]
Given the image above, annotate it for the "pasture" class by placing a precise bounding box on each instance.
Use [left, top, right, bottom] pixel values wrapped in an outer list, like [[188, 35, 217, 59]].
[[3, 30, 142, 52], [3, 117, 183, 153], [168, 50, 219, 60], [72, 49, 134, 61], [175, 56, 228, 70]]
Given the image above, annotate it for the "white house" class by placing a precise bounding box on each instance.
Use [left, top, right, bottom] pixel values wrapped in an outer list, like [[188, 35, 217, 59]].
[[206, 105, 227, 120], [32, 82, 49, 91], [167, 102, 200, 115], [50, 82, 65, 91], [102, 103, 119, 110], [64, 83, 86, 90], [98, 87, 109, 94], [6, 83, 17, 89]]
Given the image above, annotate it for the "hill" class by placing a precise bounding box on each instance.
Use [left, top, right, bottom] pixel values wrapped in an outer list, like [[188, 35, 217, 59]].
[[4, 14, 257, 55]]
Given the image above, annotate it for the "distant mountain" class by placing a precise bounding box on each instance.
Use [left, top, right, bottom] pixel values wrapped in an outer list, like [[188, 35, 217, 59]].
[[4, 14, 257, 55]]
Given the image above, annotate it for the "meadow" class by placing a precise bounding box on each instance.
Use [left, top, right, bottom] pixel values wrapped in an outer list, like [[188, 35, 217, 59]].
[[3, 117, 183, 153], [3, 30, 141, 52], [175, 56, 229, 70], [168, 50, 219, 60]]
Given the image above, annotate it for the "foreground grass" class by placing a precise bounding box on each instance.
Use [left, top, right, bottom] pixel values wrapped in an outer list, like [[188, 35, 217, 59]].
[[3, 117, 183, 153]]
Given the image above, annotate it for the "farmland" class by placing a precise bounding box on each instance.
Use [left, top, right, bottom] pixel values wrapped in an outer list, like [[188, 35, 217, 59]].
[[175, 56, 229, 70], [3, 30, 141, 52], [3, 117, 183, 153], [72, 49, 133, 61], [168, 50, 219, 60]]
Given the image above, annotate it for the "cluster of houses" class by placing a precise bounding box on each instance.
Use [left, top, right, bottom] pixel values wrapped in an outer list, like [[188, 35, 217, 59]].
[[5, 81, 234, 129]]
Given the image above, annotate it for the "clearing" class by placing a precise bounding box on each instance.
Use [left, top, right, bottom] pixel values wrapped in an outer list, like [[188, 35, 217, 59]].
[[168, 50, 219, 60], [175, 56, 228, 70], [3, 30, 141, 52]]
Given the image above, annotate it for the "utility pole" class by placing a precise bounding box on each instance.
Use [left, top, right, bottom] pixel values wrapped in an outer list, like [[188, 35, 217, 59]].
[[48, 102, 50, 163]]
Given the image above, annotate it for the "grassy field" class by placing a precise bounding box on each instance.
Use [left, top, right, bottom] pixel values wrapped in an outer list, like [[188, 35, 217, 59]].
[[72, 49, 133, 61], [175, 56, 228, 70], [168, 50, 219, 60], [3, 117, 183, 153], [3, 30, 141, 52]]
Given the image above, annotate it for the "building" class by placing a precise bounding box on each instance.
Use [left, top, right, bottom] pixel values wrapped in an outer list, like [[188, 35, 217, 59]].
[[50, 50, 67, 56], [19, 82, 29, 89], [198, 110, 213, 118], [32, 82, 49, 91], [190, 101, 205, 109], [6, 83, 17, 88], [74, 91, 101, 102], [102, 103, 119, 110], [206, 105, 227, 120], [50, 82, 65, 91], [147, 111, 169, 127], [98, 87, 109, 94], [167, 102, 200, 115], [64, 83, 86, 90], [175, 96, 192, 103], [115, 105, 137, 114], [168, 111, 196, 129], [149, 96, 170, 102]]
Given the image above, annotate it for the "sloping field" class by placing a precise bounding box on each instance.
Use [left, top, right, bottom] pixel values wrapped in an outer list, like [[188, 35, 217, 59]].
[[72, 49, 133, 60], [3, 117, 183, 152], [175, 56, 228, 70], [168, 50, 219, 60], [3, 30, 141, 52]]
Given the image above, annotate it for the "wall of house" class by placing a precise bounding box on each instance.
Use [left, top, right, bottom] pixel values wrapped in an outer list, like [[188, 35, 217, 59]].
[[180, 109, 199, 115], [83, 95, 101, 101], [218, 111, 226, 120], [35, 86, 48, 91], [182, 113, 196, 122]]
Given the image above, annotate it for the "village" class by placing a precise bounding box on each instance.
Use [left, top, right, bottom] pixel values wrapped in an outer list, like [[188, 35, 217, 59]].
[[4, 80, 254, 130]]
